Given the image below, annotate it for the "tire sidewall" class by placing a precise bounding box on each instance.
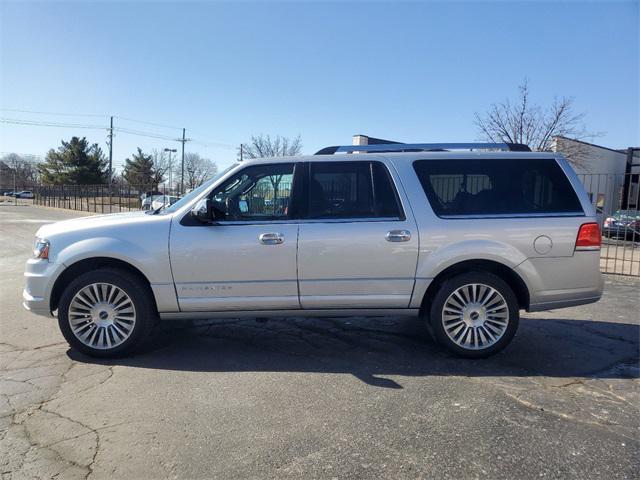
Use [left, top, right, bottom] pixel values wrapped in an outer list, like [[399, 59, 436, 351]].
[[429, 271, 519, 358], [58, 269, 155, 358]]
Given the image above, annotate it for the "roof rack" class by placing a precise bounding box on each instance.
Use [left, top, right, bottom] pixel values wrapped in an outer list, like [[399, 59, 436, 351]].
[[314, 142, 531, 155]]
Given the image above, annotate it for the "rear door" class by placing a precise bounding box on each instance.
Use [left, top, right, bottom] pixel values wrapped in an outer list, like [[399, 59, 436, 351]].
[[297, 160, 419, 309]]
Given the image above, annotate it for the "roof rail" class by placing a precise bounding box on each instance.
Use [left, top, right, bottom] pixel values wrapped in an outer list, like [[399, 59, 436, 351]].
[[314, 142, 531, 155]]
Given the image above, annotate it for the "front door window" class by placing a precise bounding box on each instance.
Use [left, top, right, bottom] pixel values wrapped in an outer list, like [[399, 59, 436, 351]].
[[211, 163, 295, 221]]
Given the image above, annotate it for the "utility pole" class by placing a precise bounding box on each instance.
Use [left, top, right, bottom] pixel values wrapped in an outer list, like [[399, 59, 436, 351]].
[[240, 144, 243, 162], [108, 116, 114, 183], [180, 128, 186, 196], [108, 116, 114, 212]]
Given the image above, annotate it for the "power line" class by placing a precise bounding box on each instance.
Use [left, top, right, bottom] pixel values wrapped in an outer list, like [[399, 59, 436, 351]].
[[0, 108, 107, 118], [115, 120, 236, 149], [2, 118, 180, 141], [1, 118, 107, 129], [190, 138, 236, 150], [2, 109, 239, 147], [2, 114, 238, 150], [187, 128, 236, 146], [114, 127, 182, 142], [114, 116, 184, 131]]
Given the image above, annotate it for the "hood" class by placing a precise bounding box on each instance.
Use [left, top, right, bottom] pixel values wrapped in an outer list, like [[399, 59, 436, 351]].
[[35, 211, 154, 239]]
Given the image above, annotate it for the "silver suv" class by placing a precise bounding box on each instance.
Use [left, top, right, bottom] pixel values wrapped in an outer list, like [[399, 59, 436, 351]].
[[23, 142, 604, 358]]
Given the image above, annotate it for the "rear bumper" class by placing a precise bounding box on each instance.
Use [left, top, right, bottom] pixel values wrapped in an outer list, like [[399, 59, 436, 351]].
[[516, 251, 604, 313], [527, 292, 602, 312]]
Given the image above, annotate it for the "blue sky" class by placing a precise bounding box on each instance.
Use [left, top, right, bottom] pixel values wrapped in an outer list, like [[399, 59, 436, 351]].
[[1, 1, 638, 171]]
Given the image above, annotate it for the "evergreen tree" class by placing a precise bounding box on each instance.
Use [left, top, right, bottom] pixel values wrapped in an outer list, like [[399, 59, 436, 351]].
[[39, 137, 108, 185], [122, 148, 155, 187]]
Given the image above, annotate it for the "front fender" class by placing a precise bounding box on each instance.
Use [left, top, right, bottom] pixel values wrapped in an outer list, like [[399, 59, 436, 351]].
[[54, 237, 171, 283]]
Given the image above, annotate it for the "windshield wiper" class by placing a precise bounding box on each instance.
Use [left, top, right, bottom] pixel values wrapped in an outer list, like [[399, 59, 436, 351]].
[[145, 205, 164, 215]]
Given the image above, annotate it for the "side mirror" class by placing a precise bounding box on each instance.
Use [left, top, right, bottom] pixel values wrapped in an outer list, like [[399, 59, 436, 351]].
[[190, 198, 214, 224]]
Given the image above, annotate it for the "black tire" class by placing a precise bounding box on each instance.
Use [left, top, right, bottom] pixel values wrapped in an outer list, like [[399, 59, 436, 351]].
[[58, 268, 157, 358], [428, 271, 519, 358]]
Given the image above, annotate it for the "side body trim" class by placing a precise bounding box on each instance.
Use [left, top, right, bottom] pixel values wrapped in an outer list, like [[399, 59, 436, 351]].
[[159, 308, 420, 320]]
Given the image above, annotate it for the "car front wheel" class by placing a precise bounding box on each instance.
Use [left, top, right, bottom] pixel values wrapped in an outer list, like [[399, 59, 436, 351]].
[[429, 272, 519, 358], [58, 268, 156, 357]]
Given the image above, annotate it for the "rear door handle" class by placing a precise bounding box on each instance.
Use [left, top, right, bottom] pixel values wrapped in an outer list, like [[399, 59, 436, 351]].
[[386, 230, 411, 242], [259, 232, 284, 245]]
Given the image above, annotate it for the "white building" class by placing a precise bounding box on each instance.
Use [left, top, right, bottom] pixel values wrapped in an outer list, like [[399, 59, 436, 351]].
[[551, 136, 639, 214]]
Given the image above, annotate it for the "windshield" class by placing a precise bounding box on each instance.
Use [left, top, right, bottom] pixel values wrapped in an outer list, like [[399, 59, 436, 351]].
[[614, 210, 640, 220], [158, 164, 239, 215]]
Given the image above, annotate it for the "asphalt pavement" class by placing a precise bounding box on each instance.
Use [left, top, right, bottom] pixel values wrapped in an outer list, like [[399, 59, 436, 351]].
[[1, 205, 639, 479]]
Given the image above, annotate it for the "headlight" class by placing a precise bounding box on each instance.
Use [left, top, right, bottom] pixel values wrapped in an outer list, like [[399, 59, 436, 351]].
[[33, 238, 50, 260]]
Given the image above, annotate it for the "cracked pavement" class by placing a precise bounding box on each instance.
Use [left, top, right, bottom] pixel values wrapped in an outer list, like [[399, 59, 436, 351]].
[[1, 206, 639, 479]]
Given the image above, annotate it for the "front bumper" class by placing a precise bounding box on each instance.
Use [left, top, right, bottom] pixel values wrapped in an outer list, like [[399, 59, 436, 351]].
[[603, 226, 639, 238], [22, 288, 51, 316], [23, 258, 64, 317]]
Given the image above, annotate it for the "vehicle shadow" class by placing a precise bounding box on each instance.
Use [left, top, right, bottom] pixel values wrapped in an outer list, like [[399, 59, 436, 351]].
[[69, 316, 640, 389]]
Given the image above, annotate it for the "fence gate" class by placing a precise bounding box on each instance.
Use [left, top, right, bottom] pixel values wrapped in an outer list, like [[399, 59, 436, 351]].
[[578, 173, 640, 276]]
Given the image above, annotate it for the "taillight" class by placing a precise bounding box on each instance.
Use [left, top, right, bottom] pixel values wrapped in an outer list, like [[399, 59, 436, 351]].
[[575, 222, 601, 250]]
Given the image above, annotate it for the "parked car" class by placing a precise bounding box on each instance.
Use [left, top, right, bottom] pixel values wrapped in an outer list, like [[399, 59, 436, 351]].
[[23, 142, 603, 358], [603, 210, 640, 241], [150, 195, 180, 212], [15, 190, 34, 199], [141, 194, 165, 211], [140, 190, 163, 202]]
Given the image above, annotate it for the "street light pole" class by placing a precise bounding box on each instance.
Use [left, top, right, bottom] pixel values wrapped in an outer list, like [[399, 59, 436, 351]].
[[164, 148, 177, 193], [12, 158, 17, 206]]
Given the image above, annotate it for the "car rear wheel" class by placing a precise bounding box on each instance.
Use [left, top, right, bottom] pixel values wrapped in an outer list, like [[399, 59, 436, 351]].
[[429, 272, 519, 358], [58, 268, 156, 357]]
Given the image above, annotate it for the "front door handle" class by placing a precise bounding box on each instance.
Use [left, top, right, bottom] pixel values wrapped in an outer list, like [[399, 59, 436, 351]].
[[259, 232, 284, 245], [386, 230, 411, 242]]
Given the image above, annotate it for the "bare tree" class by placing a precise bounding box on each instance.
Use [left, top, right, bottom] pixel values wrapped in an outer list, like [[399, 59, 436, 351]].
[[184, 153, 217, 190], [238, 134, 302, 199], [239, 134, 302, 160], [0, 153, 41, 190], [150, 149, 171, 186], [474, 80, 598, 167]]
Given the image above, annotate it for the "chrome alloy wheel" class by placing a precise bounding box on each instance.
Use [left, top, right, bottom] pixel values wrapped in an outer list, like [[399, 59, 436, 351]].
[[67, 283, 136, 350], [442, 283, 509, 350]]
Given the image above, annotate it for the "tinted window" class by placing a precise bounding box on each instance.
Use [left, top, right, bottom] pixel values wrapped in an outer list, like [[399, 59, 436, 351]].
[[413, 158, 583, 217], [211, 163, 294, 221], [307, 161, 402, 219]]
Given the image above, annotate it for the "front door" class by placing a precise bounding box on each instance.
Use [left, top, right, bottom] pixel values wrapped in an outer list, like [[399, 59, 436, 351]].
[[297, 160, 419, 309], [170, 162, 300, 312]]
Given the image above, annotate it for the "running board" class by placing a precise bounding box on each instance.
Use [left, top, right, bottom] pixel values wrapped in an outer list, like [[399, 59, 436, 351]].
[[159, 308, 420, 320]]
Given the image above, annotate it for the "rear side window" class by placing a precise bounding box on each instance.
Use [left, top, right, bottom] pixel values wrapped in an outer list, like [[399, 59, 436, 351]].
[[307, 161, 403, 219], [413, 158, 583, 217]]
